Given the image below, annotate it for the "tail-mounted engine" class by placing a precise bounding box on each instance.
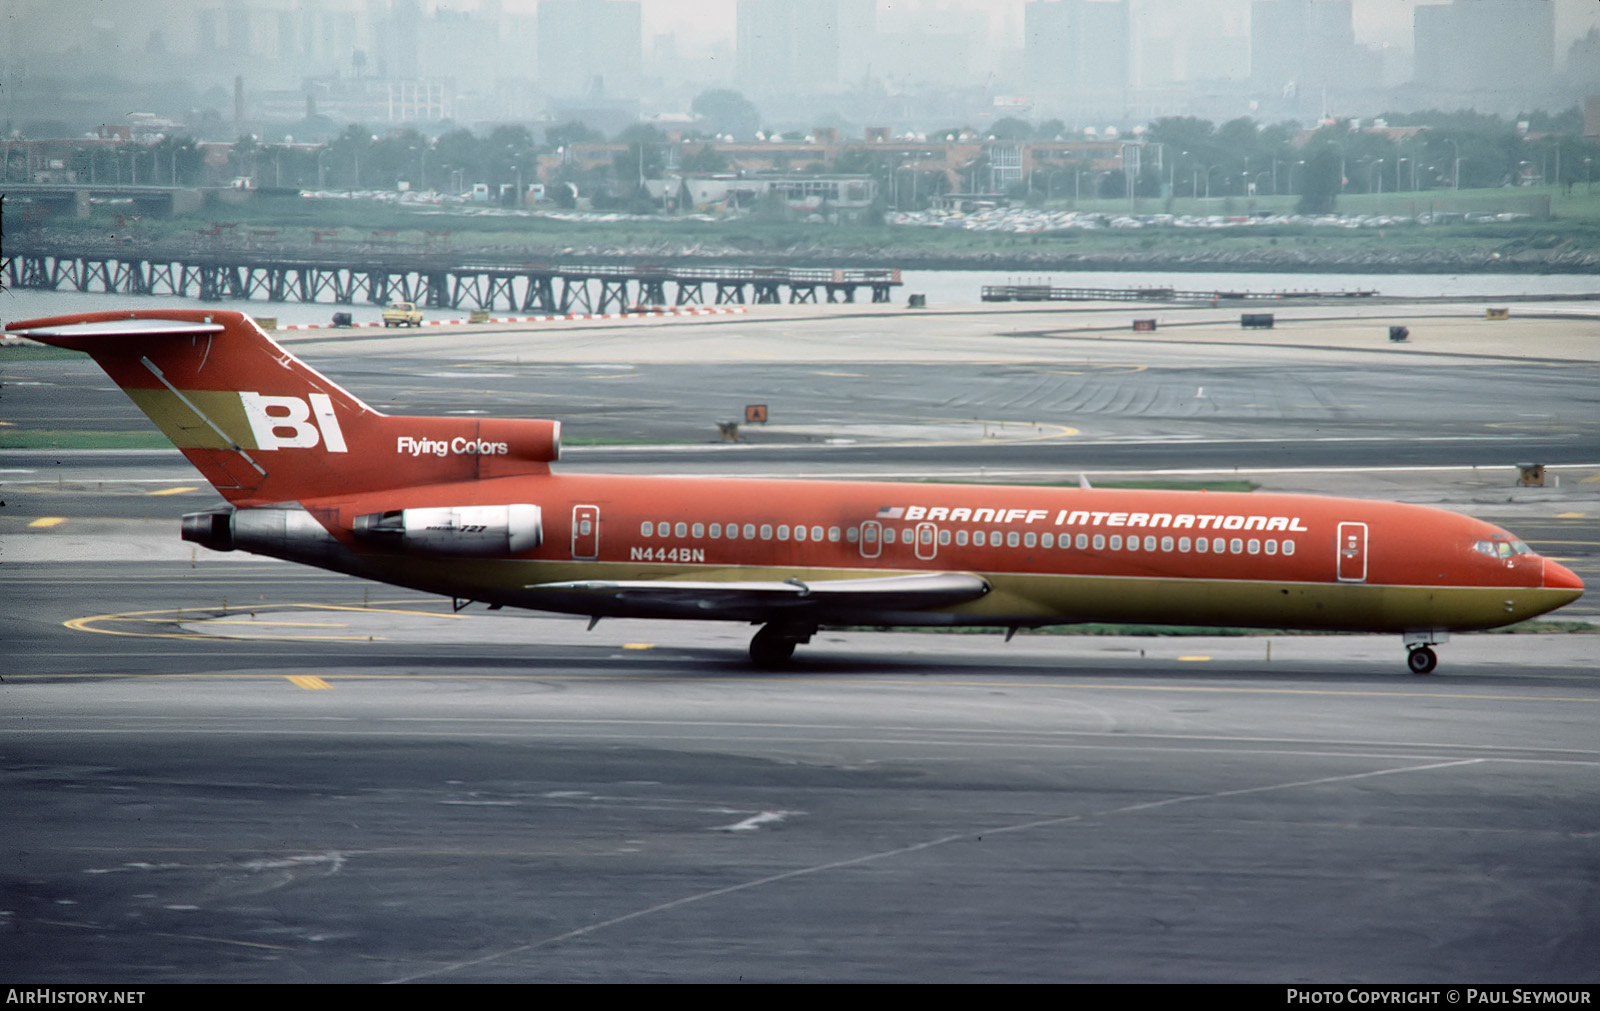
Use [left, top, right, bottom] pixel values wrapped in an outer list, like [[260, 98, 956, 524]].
[[352, 504, 543, 556]]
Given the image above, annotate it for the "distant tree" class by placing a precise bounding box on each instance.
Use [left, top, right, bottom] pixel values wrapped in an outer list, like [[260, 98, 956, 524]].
[[1037, 119, 1067, 141], [988, 117, 1033, 141], [1297, 145, 1342, 214], [149, 135, 204, 187], [367, 128, 428, 189], [832, 148, 885, 176], [545, 121, 602, 151], [691, 89, 760, 140], [680, 143, 730, 174], [227, 134, 263, 183], [613, 124, 666, 182], [1146, 116, 1218, 160], [485, 124, 536, 191], [432, 127, 482, 191]]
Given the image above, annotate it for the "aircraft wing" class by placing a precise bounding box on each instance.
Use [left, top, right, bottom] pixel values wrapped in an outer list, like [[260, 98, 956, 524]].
[[527, 571, 991, 619]]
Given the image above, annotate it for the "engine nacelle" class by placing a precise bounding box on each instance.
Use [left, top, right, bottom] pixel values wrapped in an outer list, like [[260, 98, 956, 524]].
[[352, 504, 543, 556], [183, 506, 345, 567]]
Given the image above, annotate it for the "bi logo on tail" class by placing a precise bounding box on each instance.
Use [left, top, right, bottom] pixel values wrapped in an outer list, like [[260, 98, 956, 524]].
[[240, 392, 348, 452]]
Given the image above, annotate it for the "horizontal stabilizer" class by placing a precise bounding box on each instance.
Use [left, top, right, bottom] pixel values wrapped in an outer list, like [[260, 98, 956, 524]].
[[9, 318, 225, 348]]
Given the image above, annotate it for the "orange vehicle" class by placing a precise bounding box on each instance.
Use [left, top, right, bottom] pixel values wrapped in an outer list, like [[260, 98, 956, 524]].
[[8, 309, 1582, 672]]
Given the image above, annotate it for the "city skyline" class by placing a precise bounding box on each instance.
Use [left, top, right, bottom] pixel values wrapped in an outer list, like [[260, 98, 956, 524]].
[[3, 1, 1597, 138]]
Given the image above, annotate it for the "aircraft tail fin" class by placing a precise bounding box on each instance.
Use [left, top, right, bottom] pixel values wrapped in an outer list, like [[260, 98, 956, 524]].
[[7, 310, 560, 505]]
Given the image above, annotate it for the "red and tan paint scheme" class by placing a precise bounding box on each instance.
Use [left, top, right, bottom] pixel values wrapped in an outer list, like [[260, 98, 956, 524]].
[[10, 309, 1582, 672]]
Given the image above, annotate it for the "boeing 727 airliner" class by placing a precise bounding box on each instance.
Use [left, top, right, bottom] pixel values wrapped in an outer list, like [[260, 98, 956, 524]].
[[9, 309, 1583, 672]]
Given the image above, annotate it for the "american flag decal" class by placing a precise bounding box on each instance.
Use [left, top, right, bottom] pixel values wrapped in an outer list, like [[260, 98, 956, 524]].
[[876, 506, 905, 519]]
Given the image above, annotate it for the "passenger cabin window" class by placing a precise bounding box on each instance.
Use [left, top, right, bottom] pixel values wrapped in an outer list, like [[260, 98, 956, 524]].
[[641, 521, 653, 536]]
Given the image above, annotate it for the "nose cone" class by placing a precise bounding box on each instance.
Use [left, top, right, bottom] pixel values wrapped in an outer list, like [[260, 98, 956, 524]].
[[1543, 559, 1584, 593]]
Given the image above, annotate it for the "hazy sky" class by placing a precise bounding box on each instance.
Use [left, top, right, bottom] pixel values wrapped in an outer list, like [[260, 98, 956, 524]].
[[538, 0, 1600, 55]]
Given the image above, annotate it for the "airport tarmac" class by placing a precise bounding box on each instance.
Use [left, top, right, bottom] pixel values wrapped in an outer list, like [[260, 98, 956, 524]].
[[2, 299, 1597, 982]]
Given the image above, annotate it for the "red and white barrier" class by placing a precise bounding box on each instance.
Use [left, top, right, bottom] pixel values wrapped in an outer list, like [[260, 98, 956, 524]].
[[278, 305, 747, 331]]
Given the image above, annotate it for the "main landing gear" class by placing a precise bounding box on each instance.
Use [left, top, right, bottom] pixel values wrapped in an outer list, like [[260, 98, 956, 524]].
[[1403, 631, 1448, 675], [1406, 646, 1439, 675], [750, 622, 816, 668]]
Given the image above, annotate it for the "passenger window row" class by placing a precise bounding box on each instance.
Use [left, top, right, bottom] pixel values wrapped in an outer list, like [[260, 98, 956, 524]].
[[636, 520, 1297, 558]]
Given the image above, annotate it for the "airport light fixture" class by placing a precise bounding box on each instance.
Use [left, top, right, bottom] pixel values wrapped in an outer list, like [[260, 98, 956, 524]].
[[1326, 139, 1345, 193]]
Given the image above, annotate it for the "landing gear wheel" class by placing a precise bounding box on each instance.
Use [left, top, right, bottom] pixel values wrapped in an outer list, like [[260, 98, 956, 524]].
[[1407, 646, 1438, 675], [749, 624, 804, 668]]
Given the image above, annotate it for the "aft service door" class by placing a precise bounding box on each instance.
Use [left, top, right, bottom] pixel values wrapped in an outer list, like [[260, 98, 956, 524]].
[[572, 504, 599, 560], [1336, 521, 1367, 582]]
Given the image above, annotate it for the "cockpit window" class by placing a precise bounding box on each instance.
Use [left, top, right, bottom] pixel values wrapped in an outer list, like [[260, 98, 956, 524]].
[[1474, 538, 1534, 559]]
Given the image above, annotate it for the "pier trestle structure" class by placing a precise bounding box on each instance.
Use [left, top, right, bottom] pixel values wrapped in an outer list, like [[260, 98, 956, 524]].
[[3, 250, 901, 311]]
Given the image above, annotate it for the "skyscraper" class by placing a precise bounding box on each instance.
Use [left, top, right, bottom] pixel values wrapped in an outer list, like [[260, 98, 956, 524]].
[[1024, 0, 1130, 120], [1414, 0, 1554, 97], [736, 0, 842, 97], [1251, 0, 1360, 100], [537, 0, 643, 99]]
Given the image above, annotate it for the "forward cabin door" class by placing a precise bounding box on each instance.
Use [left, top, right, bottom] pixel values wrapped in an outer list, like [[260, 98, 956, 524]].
[[572, 504, 599, 560], [1336, 521, 1367, 582]]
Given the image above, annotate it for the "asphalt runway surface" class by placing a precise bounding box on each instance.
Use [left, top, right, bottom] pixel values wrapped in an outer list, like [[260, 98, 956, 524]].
[[3, 301, 1597, 982]]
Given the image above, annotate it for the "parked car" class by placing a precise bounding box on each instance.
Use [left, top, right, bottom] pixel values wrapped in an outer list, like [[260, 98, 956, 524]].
[[382, 302, 423, 327]]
